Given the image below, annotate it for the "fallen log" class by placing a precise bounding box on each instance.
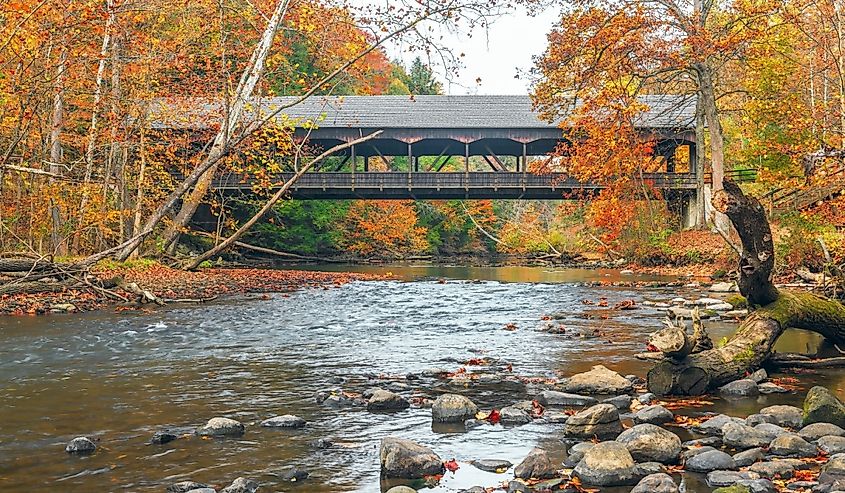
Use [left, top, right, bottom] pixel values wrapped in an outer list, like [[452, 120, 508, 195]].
[[647, 181, 845, 395]]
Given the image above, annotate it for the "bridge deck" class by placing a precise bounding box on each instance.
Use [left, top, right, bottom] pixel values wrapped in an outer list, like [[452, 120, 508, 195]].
[[210, 172, 697, 200]]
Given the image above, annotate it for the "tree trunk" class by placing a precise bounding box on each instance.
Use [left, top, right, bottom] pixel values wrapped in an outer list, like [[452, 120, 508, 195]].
[[48, 44, 68, 256], [647, 180, 845, 395]]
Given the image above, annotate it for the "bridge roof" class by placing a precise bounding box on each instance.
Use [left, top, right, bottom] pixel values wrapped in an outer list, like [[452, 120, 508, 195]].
[[151, 94, 695, 131]]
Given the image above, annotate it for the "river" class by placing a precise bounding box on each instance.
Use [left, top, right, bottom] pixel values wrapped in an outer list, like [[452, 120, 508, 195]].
[[0, 265, 841, 492]]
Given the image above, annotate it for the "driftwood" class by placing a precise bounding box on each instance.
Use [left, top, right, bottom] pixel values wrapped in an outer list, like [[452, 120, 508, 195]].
[[647, 181, 845, 395]]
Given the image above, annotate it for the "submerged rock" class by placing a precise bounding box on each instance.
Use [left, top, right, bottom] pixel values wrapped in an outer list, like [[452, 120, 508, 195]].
[[615, 423, 681, 464], [685, 449, 737, 473], [803, 386, 845, 428], [564, 404, 623, 440], [260, 415, 306, 428], [196, 417, 245, 437], [630, 473, 679, 493], [65, 436, 96, 454], [470, 459, 512, 473], [538, 391, 597, 407], [166, 481, 211, 493], [220, 477, 259, 493], [273, 466, 309, 482], [367, 390, 410, 412], [431, 394, 478, 423], [150, 431, 178, 445], [514, 447, 556, 480], [563, 365, 633, 395], [380, 437, 444, 478], [573, 441, 638, 486]]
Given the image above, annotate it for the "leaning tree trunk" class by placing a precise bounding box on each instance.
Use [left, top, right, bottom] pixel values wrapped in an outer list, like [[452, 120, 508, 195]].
[[647, 180, 845, 395]]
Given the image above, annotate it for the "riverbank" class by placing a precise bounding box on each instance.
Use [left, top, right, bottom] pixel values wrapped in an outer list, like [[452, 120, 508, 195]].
[[0, 263, 388, 315]]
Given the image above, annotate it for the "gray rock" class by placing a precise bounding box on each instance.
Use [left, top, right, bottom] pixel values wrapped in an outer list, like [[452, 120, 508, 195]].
[[755, 423, 789, 442], [638, 393, 657, 405], [749, 461, 795, 479], [682, 446, 717, 461], [514, 447, 556, 480], [733, 447, 765, 467], [760, 405, 804, 428], [749, 368, 768, 383], [710, 281, 737, 293], [801, 423, 845, 441], [470, 459, 512, 473], [386, 487, 417, 493], [630, 473, 678, 493], [706, 470, 761, 487], [65, 436, 96, 454], [151, 431, 178, 444], [616, 423, 682, 463], [544, 412, 570, 424], [431, 394, 478, 423], [685, 449, 737, 472], [787, 481, 818, 491], [769, 434, 818, 457], [184, 489, 215, 493], [310, 438, 333, 449], [820, 436, 845, 455], [695, 414, 743, 435], [167, 481, 211, 493], [602, 395, 632, 411], [499, 406, 531, 425], [634, 405, 674, 425], [723, 422, 772, 449], [685, 436, 723, 447], [379, 437, 444, 478], [804, 387, 845, 428], [538, 390, 597, 407], [260, 415, 306, 428], [746, 414, 778, 426], [719, 379, 760, 397], [564, 404, 623, 439], [563, 365, 633, 394], [564, 442, 595, 466], [736, 479, 778, 493], [573, 441, 638, 486], [636, 462, 666, 476], [368, 390, 410, 412], [759, 383, 789, 394], [220, 477, 259, 493], [274, 466, 308, 482], [196, 417, 245, 437]]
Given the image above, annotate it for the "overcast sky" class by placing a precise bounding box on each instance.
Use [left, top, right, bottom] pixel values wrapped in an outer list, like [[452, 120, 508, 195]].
[[386, 5, 561, 95]]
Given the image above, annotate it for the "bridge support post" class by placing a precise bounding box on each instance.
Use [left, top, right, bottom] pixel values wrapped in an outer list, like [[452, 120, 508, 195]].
[[351, 144, 356, 191], [464, 143, 469, 192], [669, 192, 699, 230]]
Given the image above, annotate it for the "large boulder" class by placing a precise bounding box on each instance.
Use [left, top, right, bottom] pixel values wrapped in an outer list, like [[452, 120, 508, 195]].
[[537, 390, 597, 407], [630, 473, 679, 493], [634, 405, 674, 425], [803, 386, 845, 427], [573, 441, 638, 486], [431, 394, 478, 423], [563, 365, 633, 395], [368, 390, 410, 412], [759, 405, 803, 428], [768, 433, 818, 458], [379, 437, 444, 478], [685, 449, 737, 473], [65, 436, 96, 454], [196, 417, 245, 437], [513, 447, 556, 479], [615, 424, 682, 464], [564, 404, 623, 440], [722, 422, 772, 449]]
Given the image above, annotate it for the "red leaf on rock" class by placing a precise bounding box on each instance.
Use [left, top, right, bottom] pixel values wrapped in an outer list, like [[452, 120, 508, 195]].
[[443, 459, 460, 472], [488, 409, 501, 424]]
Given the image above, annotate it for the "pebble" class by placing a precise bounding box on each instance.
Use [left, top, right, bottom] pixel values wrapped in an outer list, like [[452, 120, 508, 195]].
[[65, 436, 96, 454]]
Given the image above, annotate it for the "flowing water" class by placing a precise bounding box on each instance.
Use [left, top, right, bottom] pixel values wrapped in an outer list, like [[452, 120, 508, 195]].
[[0, 265, 843, 493]]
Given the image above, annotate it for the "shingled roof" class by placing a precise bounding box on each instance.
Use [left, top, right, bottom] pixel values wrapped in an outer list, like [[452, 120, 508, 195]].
[[151, 94, 695, 130]]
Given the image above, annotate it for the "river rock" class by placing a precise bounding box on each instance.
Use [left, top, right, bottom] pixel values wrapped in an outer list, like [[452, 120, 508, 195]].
[[220, 477, 259, 493], [380, 437, 444, 478], [261, 414, 306, 428], [65, 436, 96, 454], [719, 379, 760, 397], [564, 404, 623, 439], [167, 481, 211, 493], [760, 405, 804, 428], [368, 390, 410, 412], [630, 473, 679, 493], [431, 394, 478, 423], [573, 441, 638, 486], [748, 368, 767, 383], [801, 423, 845, 441], [196, 417, 245, 437], [636, 462, 666, 476], [602, 395, 632, 411], [385, 487, 417, 493], [736, 479, 778, 493], [638, 392, 657, 405], [711, 282, 737, 293], [820, 436, 845, 454], [684, 297, 725, 307], [695, 414, 744, 435], [749, 460, 795, 479], [723, 422, 772, 449], [513, 447, 556, 479], [499, 406, 531, 425], [564, 442, 595, 466], [273, 465, 308, 482], [616, 423, 681, 463], [151, 431, 178, 444], [707, 470, 761, 487], [769, 433, 818, 457], [537, 390, 597, 407], [685, 449, 737, 472], [733, 447, 765, 467], [471, 459, 512, 473], [758, 382, 789, 394], [634, 405, 674, 424], [563, 365, 633, 394], [804, 386, 845, 427], [755, 423, 789, 442], [747, 414, 778, 426], [821, 453, 845, 484], [683, 445, 717, 461]]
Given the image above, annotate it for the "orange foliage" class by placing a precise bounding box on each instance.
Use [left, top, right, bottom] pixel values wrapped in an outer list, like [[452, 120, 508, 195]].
[[340, 200, 429, 256]]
